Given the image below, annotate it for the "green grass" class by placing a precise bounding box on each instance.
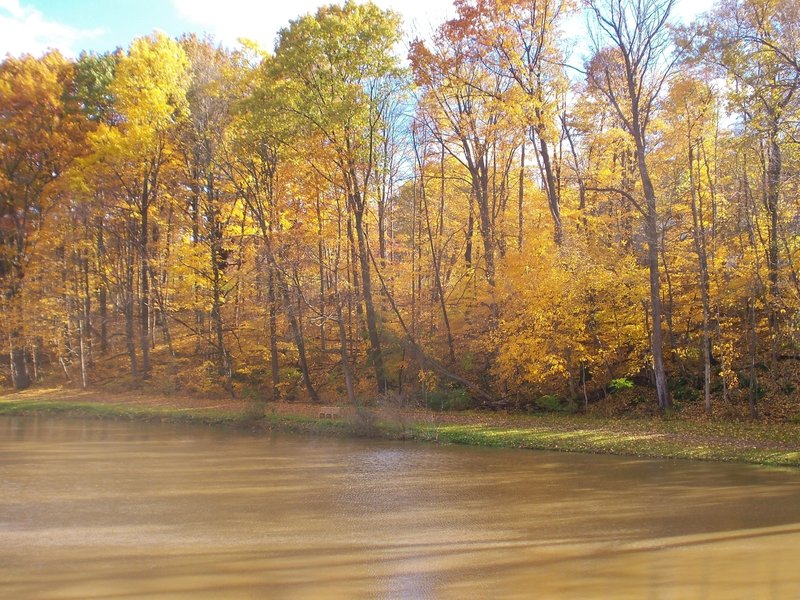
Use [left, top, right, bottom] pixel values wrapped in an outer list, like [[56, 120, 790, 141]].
[[409, 420, 800, 466], [0, 399, 249, 427], [2, 397, 799, 467]]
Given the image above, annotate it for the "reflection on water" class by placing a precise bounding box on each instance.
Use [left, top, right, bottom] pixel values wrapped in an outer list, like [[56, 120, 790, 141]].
[[1, 415, 799, 599]]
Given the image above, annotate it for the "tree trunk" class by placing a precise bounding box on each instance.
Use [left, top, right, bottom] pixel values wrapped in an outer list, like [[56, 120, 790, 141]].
[[688, 143, 713, 415], [518, 140, 525, 251], [316, 194, 327, 353], [255, 209, 320, 403], [139, 177, 151, 379], [532, 123, 562, 245], [748, 297, 759, 419], [421, 169, 456, 365], [78, 318, 87, 389], [765, 126, 781, 364], [207, 178, 232, 393], [125, 228, 139, 378], [9, 343, 30, 390], [352, 198, 387, 394], [346, 216, 363, 324], [642, 163, 671, 411], [337, 292, 356, 406], [96, 220, 108, 355], [81, 251, 93, 367], [267, 265, 280, 400], [278, 269, 319, 403], [472, 174, 495, 286], [465, 192, 474, 266]]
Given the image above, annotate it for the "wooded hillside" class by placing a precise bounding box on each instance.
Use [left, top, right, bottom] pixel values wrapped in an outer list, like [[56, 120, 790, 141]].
[[2, 0, 799, 419]]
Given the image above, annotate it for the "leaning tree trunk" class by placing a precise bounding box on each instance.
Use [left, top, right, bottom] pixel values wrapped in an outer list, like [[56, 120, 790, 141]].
[[352, 193, 387, 394], [532, 118, 563, 246], [276, 267, 320, 403]]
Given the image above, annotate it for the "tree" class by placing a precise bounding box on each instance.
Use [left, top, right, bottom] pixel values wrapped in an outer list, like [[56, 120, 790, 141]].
[[410, 17, 517, 285], [272, 1, 407, 394], [178, 35, 239, 392], [662, 75, 720, 414], [586, 0, 676, 410], [707, 0, 800, 363], [223, 54, 323, 403], [83, 32, 190, 379], [0, 51, 80, 389], [456, 0, 572, 245]]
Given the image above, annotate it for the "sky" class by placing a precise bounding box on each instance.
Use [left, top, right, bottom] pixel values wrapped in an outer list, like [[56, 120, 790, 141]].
[[0, 0, 716, 59]]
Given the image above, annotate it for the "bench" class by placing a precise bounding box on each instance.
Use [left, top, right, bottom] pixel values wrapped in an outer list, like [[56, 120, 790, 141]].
[[319, 406, 342, 419]]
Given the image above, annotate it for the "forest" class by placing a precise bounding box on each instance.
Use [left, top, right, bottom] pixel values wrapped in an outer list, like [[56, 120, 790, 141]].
[[1, 0, 798, 420]]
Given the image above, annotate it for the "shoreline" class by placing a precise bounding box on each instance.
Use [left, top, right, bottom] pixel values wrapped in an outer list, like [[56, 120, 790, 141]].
[[1, 388, 799, 467]]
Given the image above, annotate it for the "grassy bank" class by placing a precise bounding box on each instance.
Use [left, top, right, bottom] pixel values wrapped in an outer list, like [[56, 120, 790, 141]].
[[1, 392, 799, 467], [410, 421, 800, 466], [0, 398, 252, 426]]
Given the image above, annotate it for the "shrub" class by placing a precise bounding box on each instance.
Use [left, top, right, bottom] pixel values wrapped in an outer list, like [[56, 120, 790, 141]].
[[349, 408, 379, 437], [534, 394, 562, 412], [609, 377, 634, 393], [671, 378, 700, 402], [427, 388, 473, 411]]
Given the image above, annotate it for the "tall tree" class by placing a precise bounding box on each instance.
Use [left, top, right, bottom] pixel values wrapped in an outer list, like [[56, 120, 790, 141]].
[[586, 0, 676, 410], [179, 35, 239, 391], [84, 32, 190, 379], [272, 1, 406, 393], [224, 55, 323, 403], [707, 0, 800, 360], [0, 51, 80, 389], [410, 17, 515, 285], [457, 0, 571, 245]]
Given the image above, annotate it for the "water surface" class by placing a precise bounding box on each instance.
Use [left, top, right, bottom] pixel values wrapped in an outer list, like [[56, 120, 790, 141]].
[[1, 415, 799, 599]]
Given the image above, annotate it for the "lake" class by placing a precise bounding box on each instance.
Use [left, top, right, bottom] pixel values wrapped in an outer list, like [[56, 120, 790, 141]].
[[1, 415, 799, 598]]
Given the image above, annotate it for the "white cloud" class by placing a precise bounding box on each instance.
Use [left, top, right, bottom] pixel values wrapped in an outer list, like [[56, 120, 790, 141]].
[[171, 0, 718, 57], [171, 0, 455, 51], [0, 0, 102, 57]]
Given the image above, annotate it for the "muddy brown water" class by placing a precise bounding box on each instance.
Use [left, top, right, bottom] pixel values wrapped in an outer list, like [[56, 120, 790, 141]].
[[1, 415, 799, 599]]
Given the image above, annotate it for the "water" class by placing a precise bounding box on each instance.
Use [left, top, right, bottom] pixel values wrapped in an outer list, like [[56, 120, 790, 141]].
[[1, 415, 799, 599]]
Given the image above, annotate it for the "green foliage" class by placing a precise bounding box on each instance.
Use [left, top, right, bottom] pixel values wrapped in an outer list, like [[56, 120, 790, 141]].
[[277, 367, 303, 400], [609, 377, 634, 393], [534, 394, 562, 412], [72, 50, 119, 122], [271, 0, 406, 150], [240, 386, 265, 403]]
